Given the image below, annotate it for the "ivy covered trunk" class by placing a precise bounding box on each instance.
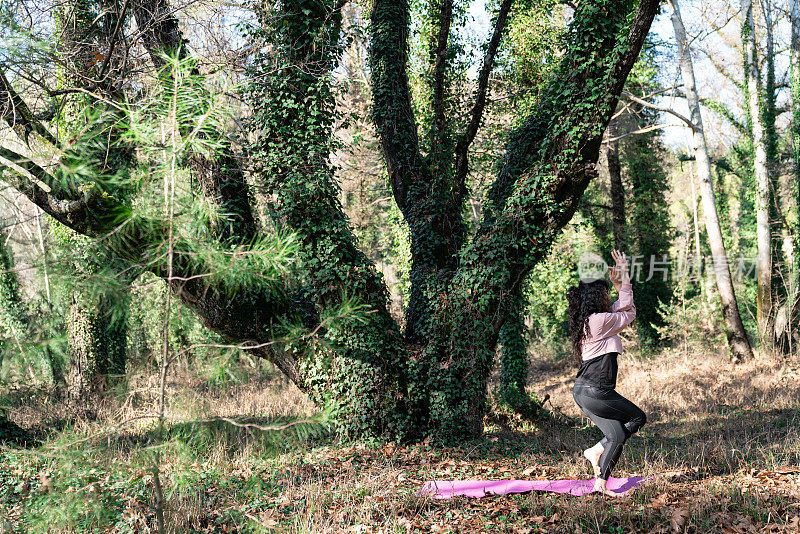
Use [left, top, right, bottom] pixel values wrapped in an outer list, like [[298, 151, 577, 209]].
[[0, 0, 660, 441], [66, 289, 130, 400]]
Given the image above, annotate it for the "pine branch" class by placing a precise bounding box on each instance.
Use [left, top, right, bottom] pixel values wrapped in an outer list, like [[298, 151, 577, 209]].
[[131, 0, 256, 244]]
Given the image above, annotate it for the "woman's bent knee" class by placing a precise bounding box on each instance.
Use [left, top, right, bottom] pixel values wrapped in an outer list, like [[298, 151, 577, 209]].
[[631, 409, 646, 432]]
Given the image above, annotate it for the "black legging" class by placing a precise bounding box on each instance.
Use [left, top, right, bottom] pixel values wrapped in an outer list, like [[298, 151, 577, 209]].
[[572, 384, 646, 480]]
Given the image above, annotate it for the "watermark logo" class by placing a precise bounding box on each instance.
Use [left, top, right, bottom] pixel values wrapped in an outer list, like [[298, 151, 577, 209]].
[[575, 251, 761, 282], [577, 252, 608, 282]]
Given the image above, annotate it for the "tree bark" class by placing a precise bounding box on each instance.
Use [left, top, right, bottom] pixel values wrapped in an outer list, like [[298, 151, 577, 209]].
[[742, 0, 773, 350], [670, 0, 754, 362], [762, 0, 790, 353], [66, 296, 102, 401], [790, 0, 800, 354]]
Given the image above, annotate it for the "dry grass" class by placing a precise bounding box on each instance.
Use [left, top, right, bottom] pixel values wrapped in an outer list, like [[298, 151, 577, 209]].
[[1, 343, 799, 533]]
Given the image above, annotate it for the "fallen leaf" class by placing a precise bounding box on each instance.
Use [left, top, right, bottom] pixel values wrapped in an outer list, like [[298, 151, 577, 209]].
[[522, 466, 537, 477], [671, 508, 689, 533]]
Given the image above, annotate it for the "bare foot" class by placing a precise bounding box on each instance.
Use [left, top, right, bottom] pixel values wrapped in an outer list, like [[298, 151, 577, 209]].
[[593, 478, 625, 498], [583, 445, 602, 478]]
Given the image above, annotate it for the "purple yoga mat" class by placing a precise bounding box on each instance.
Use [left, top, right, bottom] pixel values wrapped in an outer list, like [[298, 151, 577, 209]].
[[420, 476, 646, 499]]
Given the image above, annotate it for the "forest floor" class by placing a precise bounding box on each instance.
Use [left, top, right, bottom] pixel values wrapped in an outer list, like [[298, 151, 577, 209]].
[[1, 342, 799, 533]]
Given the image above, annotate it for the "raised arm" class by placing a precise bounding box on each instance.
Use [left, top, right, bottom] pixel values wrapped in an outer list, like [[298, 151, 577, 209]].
[[593, 250, 635, 337], [610, 282, 634, 312], [589, 286, 636, 338]]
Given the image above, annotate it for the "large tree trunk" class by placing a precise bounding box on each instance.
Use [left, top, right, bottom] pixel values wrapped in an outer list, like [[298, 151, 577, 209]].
[[742, 0, 774, 350], [372, 0, 659, 437], [670, 0, 754, 363]]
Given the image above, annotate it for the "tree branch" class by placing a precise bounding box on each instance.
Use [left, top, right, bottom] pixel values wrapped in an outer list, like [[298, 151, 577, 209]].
[[701, 96, 748, 135], [698, 48, 745, 92], [621, 90, 696, 132], [369, 0, 427, 212], [430, 0, 454, 164], [603, 123, 680, 143], [453, 0, 513, 191], [0, 145, 303, 382], [486, 0, 660, 219], [0, 148, 97, 234], [0, 68, 59, 148], [97, 0, 132, 81]]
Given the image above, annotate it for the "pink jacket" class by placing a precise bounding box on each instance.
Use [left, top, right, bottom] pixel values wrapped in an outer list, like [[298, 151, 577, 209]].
[[580, 282, 636, 361]]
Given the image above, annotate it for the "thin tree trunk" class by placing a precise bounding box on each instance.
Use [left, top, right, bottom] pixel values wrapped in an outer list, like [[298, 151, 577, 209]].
[[742, 0, 773, 350], [790, 0, 800, 354], [607, 118, 626, 249], [66, 298, 102, 401], [763, 0, 785, 338], [670, 0, 754, 362], [690, 168, 711, 321]]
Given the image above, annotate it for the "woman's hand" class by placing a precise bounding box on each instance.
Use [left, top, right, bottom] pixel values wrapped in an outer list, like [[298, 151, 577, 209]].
[[609, 249, 630, 290]]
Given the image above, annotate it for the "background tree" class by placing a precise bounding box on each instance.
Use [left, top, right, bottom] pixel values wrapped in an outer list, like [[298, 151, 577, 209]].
[[670, 0, 754, 362]]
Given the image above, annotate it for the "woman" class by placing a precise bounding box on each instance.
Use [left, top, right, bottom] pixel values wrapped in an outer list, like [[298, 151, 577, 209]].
[[566, 249, 646, 497]]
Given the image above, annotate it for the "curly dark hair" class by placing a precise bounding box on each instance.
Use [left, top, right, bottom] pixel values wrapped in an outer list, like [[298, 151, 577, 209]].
[[566, 279, 610, 364]]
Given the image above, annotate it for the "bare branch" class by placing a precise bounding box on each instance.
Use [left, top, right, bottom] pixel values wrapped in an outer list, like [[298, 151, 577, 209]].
[[621, 90, 696, 132], [698, 48, 744, 91], [97, 0, 132, 81], [602, 123, 681, 143], [0, 68, 59, 148]]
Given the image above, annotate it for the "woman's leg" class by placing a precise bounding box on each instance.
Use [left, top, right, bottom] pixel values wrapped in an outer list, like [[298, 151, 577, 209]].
[[573, 386, 646, 480]]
